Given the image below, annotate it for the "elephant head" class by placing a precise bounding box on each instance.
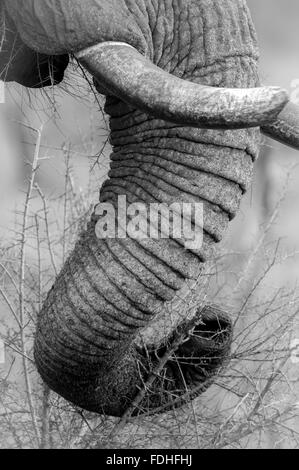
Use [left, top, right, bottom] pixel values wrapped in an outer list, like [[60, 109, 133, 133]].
[[1, 0, 299, 417]]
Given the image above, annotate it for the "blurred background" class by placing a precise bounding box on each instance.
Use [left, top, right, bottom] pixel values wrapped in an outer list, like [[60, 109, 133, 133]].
[[1, 0, 299, 271], [0, 0, 298, 449]]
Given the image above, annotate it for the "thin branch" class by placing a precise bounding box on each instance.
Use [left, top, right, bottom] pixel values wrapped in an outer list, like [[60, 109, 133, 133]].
[[18, 125, 42, 447]]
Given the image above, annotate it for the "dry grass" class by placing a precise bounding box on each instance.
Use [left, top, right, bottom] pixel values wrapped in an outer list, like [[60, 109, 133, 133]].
[[0, 72, 298, 449]]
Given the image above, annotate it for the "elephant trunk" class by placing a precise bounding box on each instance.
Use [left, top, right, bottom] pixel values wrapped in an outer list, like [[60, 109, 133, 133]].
[[34, 54, 260, 414], [33, 0, 265, 416], [1, 0, 297, 418]]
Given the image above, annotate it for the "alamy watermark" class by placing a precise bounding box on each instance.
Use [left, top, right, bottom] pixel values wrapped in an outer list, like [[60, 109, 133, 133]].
[[94, 196, 204, 250]]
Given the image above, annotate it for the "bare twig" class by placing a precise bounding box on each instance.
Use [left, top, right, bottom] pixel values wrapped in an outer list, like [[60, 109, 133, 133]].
[[18, 125, 43, 447]]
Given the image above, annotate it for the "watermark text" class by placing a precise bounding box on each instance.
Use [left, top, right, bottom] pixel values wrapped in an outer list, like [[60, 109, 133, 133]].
[[94, 196, 204, 250]]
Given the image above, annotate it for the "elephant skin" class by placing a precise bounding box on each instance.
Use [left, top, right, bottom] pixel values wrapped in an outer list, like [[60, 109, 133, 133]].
[[0, 0, 290, 416]]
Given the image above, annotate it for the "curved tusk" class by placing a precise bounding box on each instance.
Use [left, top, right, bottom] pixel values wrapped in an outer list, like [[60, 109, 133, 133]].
[[261, 102, 299, 150], [75, 42, 288, 130]]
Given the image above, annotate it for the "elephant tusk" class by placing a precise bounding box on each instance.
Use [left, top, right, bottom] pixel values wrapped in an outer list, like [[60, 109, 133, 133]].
[[75, 42, 288, 130], [261, 102, 299, 150]]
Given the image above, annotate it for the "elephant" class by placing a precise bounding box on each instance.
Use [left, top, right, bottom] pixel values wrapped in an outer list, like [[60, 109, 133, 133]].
[[1, 0, 299, 417]]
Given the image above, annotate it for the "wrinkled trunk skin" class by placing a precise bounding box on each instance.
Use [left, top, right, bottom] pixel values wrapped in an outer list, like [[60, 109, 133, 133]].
[[34, 0, 261, 416]]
